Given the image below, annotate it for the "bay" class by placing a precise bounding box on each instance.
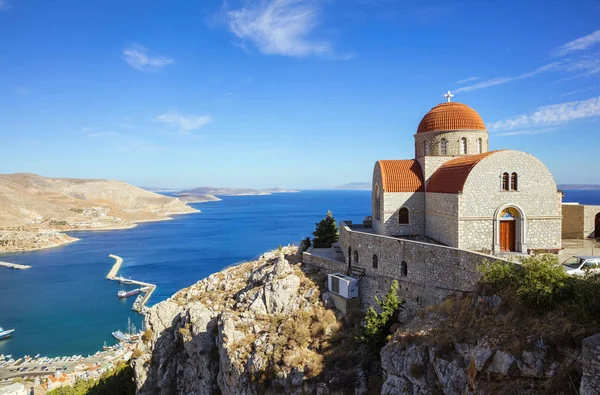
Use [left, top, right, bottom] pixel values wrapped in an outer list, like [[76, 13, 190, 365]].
[[0, 191, 370, 358]]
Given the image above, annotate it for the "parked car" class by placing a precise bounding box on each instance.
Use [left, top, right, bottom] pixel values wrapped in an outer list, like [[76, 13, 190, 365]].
[[561, 256, 600, 276]]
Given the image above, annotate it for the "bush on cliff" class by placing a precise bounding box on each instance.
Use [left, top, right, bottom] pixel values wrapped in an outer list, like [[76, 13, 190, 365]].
[[47, 362, 135, 395], [312, 210, 339, 248], [360, 280, 403, 350], [479, 254, 600, 321]]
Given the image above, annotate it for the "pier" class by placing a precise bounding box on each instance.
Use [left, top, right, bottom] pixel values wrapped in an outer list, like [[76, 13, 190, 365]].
[[0, 261, 31, 270], [106, 254, 156, 313]]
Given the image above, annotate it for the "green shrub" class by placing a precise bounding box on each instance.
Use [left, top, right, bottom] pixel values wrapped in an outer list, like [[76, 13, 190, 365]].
[[479, 254, 600, 322], [360, 280, 403, 349]]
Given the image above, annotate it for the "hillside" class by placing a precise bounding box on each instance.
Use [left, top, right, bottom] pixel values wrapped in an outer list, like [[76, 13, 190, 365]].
[[558, 184, 600, 190], [178, 194, 222, 203], [179, 186, 299, 196], [0, 173, 198, 252], [333, 182, 371, 190]]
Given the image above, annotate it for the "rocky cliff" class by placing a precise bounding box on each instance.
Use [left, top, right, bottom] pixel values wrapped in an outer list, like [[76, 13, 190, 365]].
[[132, 247, 343, 395], [0, 173, 198, 252]]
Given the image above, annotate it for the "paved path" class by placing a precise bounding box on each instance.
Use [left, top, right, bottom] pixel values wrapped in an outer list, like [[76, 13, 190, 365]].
[[106, 254, 123, 279]]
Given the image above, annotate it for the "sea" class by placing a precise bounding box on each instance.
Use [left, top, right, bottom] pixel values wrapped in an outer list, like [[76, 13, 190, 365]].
[[0, 189, 598, 358]]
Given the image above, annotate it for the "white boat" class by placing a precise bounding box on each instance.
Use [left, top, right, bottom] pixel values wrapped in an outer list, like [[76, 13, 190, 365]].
[[0, 327, 15, 340]]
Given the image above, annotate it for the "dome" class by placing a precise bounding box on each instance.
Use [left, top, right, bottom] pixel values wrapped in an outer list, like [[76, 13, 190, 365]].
[[417, 102, 486, 134]]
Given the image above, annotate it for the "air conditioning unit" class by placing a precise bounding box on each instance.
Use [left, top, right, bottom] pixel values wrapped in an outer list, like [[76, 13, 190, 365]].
[[327, 273, 359, 299]]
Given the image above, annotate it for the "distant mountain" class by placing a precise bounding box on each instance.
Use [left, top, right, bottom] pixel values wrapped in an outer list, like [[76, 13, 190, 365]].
[[178, 194, 222, 203], [559, 184, 600, 190], [178, 187, 299, 196], [333, 182, 372, 190]]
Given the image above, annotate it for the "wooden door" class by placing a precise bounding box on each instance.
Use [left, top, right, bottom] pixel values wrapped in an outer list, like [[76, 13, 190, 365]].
[[595, 214, 600, 239], [500, 221, 516, 252]]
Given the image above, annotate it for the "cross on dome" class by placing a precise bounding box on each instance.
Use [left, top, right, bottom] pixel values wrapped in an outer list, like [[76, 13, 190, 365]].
[[444, 91, 454, 102]]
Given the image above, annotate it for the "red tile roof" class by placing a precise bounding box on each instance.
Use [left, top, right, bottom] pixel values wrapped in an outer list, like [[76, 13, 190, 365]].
[[417, 102, 486, 134], [427, 151, 499, 194], [377, 160, 425, 193]]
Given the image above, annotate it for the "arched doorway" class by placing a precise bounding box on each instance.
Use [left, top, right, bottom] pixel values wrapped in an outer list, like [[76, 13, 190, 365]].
[[595, 213, 600, 239], [494, 205, 526, 253]]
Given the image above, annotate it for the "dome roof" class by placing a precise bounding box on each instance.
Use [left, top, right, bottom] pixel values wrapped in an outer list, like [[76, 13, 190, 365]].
[[417, 102, 486, 134]]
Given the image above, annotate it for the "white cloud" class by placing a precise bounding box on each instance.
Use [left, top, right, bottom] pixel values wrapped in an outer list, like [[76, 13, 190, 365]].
[[454, 63, 560, 93], [494, 128, 557, 137], [123, 44, 173, 72], [156, 112, 212, 133], [87, 132, 119, 138], [456, 76, 479, 84], [488, 96, 600, 130], [226, 0, 342, 58], [555, 29, 600, 57]]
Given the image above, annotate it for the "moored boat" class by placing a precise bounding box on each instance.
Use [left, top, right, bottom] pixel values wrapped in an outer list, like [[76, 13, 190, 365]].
[[0, 327, 15, 340], [117, 288, 142, 298]]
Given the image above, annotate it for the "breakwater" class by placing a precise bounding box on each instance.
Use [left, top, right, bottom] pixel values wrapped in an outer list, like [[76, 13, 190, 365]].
[[0, 261, 31, 270], [106, 255, 155, 313]]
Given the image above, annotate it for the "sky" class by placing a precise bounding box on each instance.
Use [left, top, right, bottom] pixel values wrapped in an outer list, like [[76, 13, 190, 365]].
[[1, 0, 599, 189]]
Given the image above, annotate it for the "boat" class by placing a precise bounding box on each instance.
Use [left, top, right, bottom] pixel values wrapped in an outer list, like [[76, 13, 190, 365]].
[[111, 330, 130, 342], [117, 288, 142, 298], [0, 327, 15, 340], [120, 277, 133, 285]]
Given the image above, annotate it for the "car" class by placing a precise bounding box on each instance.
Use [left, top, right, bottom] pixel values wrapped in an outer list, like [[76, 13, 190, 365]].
[[562, 256, 600, 276]]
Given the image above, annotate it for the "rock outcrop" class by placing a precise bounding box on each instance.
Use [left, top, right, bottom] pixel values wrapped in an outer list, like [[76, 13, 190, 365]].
[[132, 247, 340, 395]]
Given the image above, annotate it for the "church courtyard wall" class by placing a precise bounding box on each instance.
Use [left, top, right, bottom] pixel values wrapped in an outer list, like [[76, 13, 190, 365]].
[[562, 204, 600, 239], [337, 222, 502, 305]]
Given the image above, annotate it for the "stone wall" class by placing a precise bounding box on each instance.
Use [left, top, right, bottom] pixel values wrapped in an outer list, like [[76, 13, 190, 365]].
[[380, 192, 425, 237], [584, 205, 600, 238], [425, 193, 459, 246], [416, 156, 453, 190], [301, 247, 347, 273], [562, 204, 585, 239], [580, 333, 600, 395], [457, 150, 562, 252], [338, 222, 505, 306], [414, 130, 489, 158]]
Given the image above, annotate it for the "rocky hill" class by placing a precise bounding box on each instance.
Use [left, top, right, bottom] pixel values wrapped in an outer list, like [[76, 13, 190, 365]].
[[179, 186, 299, 196], [0, 173, 198, 252], [131, 247, 353, 395]]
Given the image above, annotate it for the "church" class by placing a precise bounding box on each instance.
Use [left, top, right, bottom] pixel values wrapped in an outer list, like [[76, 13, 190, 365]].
[[371, 93, 562, 254]]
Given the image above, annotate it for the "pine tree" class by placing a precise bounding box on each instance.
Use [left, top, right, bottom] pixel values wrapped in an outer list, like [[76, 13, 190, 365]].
[[312, 210, 339, 248], [360, 280, 402, 349]]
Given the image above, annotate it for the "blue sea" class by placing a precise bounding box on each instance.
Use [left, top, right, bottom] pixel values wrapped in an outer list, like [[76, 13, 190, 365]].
[[0, 191, 371, 358], [0, 189, 599, 358]]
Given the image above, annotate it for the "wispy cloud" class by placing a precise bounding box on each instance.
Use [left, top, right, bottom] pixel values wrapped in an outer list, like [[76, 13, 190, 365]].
[[0, 0, 9, 11], [156, 112, 212, 134], [226, 0, 347, 58], [488, 96, 600, 130], [555, 29, 600, 57], [495, 128, 557, 137], [87, 131, 119, 138], [123, 44, 174, 72], [456, 76, 479, 84], [454, 63, 560, 93], [560, 85, 599, 97]]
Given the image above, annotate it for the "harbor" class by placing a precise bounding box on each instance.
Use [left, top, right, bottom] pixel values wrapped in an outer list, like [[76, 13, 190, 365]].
[[0, 261, 31, 270], [107, 254, 156, 313]]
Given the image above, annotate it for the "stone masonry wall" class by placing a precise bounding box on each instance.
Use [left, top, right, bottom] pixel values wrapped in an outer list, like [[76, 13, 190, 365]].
[[425, 193, 459, 246], [414, 130, 489, 158], [458, 150, 562, 252], [338, 222, 502, 298], [584, 205, 600, 238], [580, 333, 600, 395], [380, 192, 425, 237], [562, 204, 585, 239], [416, 156, 453, 190]]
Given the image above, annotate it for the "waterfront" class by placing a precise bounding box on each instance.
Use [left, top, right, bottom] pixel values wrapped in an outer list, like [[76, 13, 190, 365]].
[[0, 190, 371, 358]]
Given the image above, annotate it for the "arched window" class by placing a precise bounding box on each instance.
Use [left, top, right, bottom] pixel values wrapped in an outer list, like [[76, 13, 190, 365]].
[[372, 254, 378, 269], [511, 173, 518, 191], [440, 138, 448, 155], [502, 173, 510, 191], [460, 137, 467, 155], [374, 185, 381, 220], [424, 140, 430, 156], [353, 250, 359, 264], [401, 261, 407, 277], [398, 207, 409, 224], [477, 138, 483, 154]]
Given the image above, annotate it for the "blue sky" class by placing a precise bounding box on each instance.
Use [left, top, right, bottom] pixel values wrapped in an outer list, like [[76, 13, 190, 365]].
[[1, 0, 599, 189]]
